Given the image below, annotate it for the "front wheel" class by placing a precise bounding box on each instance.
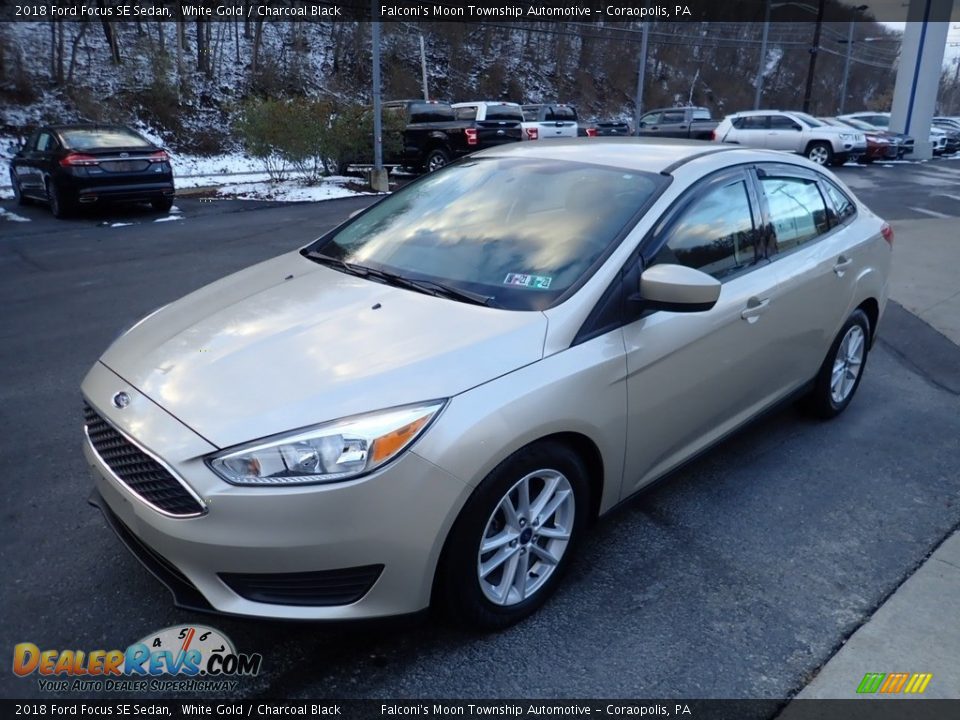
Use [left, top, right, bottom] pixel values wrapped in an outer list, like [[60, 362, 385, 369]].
[[437, 441, 590, 630], [423, 148, 450, 173], [802, 309, 871, 419], [806, 142, 833, 166]]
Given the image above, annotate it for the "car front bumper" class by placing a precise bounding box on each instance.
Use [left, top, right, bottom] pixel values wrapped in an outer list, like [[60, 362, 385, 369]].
[[81, 361, 472, 620]]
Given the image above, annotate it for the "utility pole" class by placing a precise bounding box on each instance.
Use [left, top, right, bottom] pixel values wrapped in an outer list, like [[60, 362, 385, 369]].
[[839, 6, 869, 116], [801, 0, 826, 114], [754, 0, 771, 110], [419, 34, 429, 101], [370, 3, 388, 192], [634, 20, 649, 135], [838, 21, 855, 115]]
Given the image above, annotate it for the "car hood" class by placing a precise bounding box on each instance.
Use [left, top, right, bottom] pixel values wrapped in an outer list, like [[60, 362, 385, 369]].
[[99, 252, 548, 449]]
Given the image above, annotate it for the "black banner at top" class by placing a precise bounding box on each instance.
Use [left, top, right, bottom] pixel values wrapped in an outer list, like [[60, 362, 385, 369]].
[[0, 0, 928, 24]]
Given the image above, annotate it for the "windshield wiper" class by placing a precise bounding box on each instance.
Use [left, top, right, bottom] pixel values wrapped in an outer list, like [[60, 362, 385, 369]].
[[361, 267, 496, 307], [303, 252, 371, 278], [304, 251, 495, 307]]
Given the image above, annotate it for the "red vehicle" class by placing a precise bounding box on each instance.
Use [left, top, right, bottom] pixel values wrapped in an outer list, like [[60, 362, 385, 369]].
[[820, 117, 897, 163]]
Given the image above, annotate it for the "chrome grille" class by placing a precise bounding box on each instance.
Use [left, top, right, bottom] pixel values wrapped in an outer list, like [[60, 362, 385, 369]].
[[83, 404, 204, 517]]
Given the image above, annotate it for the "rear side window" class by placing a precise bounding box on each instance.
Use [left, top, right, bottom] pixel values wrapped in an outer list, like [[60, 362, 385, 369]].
[[823, 181, 857, 224], [522, 106, 541, 122], [733, 116, 767, 130], [661, 110, 687, 124], [485, 105, 523, 122], [692, 109, 712, 121], [36, 132, 55, 151], [760, 177, 830, 252], [653, 179, 758, 280], [640, 112, 661, 126], [409, 103, 455, 123], [545, 106, 576, 122], [59, 128, 151, 150], [454, 106, 477, 121]]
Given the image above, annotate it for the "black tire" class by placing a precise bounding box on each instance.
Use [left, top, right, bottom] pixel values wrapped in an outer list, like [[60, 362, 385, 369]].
[[10, 169, 30, 206], [46, 180, 73, 219], [805, 141, 834, 166], [801, 309, 871, 419], [423, 147, 450, 173], [151, 197, 174, 213], [437, 440, 590, 631]]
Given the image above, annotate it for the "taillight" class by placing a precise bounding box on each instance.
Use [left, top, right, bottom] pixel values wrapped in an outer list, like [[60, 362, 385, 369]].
[[710, 129, 717, 141], [586, 128, 598, 137], [465, 128, 478, 146], [881, 223, 894, 247], [525, 128, 538, 141], [59, 153, 98, 167], [149, 150, 169, 162]]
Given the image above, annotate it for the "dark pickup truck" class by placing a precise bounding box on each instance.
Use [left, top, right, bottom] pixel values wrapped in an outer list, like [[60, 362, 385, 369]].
[[383, 100, 476, 172], [637, 107, 718, 140]]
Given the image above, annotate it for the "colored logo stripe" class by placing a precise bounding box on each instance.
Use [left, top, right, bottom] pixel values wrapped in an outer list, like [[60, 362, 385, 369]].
[[857, 672, 932, 694], [904, 673, 933, 694], [857, 673, 885, 694]]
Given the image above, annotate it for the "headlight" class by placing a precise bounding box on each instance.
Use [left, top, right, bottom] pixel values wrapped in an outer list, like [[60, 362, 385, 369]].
[[208, 401, 445, 486], [839, 133, 855, 141]]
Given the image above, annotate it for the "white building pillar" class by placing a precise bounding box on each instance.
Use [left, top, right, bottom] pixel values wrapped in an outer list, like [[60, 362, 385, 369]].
[[889, 0, 953, 159]]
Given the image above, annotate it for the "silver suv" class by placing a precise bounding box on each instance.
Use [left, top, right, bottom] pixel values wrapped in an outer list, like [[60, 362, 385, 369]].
[[714, 110, 865, 166]]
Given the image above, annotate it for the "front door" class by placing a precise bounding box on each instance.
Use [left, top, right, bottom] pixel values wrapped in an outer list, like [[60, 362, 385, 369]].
[[621, 170, 786, 496]]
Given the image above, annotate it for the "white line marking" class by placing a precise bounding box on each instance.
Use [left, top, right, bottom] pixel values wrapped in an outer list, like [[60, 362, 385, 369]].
[[907, 206, 953, 218], [937, 193, 960, 203]]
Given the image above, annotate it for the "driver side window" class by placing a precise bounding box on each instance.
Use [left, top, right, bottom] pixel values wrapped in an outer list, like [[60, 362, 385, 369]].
[[653, 179, 759, 281]]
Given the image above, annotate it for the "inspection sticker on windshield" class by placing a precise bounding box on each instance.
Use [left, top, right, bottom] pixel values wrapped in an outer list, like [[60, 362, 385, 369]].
[[504, 273, 552, 289]]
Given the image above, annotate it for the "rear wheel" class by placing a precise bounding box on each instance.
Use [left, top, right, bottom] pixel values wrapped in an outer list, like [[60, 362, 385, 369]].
[[437, 440, 590, 630], [151, 197, 174, 213], [46, 180, 73, 219], [802, 309, 870, 419], [805, 142, 833, 166], [423, 148, 450, 173]]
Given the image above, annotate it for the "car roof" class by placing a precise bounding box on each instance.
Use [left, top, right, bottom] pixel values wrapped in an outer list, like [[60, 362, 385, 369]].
[[45, 123, 136, 131], [472, 138, 743, 172], [452, 101, 521, 107], [727, 109, 792, 117]]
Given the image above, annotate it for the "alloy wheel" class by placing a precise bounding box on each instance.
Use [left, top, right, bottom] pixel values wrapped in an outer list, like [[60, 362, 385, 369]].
[[830, 325, 865, 404], [477, 469, 575, 606], [427, 153, 448, 172], [808, 145, 830, 165]]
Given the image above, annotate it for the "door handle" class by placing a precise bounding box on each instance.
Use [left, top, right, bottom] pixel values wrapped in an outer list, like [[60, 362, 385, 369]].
[[741, 297, 770, 322], [833, 255, 853, 276]]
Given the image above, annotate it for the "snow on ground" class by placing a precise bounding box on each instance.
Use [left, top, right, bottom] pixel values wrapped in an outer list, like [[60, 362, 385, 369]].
[[0, 207, 30, 222], [215, 177, 368, 202]]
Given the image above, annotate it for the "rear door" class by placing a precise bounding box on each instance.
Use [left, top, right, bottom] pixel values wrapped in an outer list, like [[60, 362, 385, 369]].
[[728, 115, 770, 148], [622, 168, 786, 495], [751, 164, 860, 384], [13, 131, 42, 193]]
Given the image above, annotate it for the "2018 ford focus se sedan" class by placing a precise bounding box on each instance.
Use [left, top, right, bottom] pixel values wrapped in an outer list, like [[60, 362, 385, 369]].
[[83, 139, 892, 629]]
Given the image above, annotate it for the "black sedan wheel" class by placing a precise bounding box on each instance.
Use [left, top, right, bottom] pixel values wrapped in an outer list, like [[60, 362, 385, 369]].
[[46, 180, 73, 219], [151, 197, 174, 213]]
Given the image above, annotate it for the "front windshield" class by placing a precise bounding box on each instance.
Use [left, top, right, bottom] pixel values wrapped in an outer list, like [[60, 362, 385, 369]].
[[793, 112, 823, 128], [308, 157, 663, 311], [843, 118, 873, 131]]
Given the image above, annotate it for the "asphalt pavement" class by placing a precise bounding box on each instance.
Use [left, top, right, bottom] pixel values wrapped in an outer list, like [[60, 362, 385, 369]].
[[1, 160, 958, 708]]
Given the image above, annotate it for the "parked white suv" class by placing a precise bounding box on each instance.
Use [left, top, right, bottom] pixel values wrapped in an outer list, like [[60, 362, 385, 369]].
[[520, 104, 579, 141], [714, 110, 865, 166]]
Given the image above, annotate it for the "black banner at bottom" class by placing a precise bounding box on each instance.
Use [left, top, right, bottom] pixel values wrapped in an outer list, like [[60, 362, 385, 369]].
[[3, 700, 959, 720]]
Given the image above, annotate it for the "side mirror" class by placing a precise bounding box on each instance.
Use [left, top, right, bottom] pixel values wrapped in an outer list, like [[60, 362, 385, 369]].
[[636, 264, 721, 313]]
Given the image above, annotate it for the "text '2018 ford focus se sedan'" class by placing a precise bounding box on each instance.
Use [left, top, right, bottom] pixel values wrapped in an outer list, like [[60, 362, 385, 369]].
[[83, 139, 892, 629]]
